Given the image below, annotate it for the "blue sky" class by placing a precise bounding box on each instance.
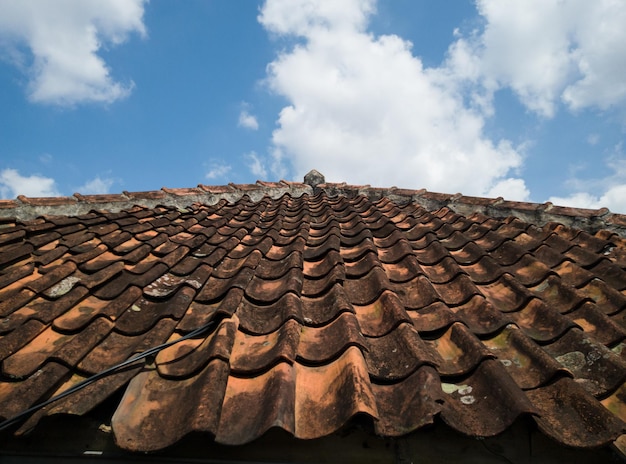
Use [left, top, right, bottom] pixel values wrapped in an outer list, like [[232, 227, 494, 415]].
[[1, 0, 626, 212]]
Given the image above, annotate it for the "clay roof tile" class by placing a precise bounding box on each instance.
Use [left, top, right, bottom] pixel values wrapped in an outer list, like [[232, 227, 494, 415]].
[[1, 175, 626, 456]]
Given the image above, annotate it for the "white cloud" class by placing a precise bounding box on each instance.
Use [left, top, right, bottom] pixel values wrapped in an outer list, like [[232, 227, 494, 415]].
[[75, 176, 115, 194], [548, 152, 626, 213], [260, 0, 375, 36], [0, 0, 147, 106], [587, 134, 600, 146], [549, 187, 626, 214], [0, 168, 60, 198], [258, 0, 527, 197], [449, 0, 626, 117], [486, 178, 530, 202], [205, 163, 232, 180], [245, 151, 268, 179], [238, 110, 259, 131], [39, 153, 53, 164]]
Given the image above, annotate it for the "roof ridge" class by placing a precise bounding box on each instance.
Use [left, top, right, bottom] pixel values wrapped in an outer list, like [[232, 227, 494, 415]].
[[0, 176, 625, 237], [0, 181, 310, 222]]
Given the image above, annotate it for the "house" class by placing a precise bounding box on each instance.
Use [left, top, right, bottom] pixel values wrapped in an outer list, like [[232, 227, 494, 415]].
[[1, 170, 625, 463]]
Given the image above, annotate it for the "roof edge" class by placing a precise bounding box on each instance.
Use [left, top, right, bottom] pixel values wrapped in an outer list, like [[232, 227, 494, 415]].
[[1, 179, 625, 238], [0, 181, 311, 222], [316, 182, 625, 237]]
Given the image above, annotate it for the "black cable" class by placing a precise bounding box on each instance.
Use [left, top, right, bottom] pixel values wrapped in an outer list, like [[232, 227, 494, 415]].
[[0, 320, 216, 432]]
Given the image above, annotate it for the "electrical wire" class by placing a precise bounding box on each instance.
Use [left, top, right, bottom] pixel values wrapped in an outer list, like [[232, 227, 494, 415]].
[[0, 320, 216, 432]]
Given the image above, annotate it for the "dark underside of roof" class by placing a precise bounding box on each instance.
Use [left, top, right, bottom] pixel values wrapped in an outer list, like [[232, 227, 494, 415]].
[[1, 181, 626, 460]]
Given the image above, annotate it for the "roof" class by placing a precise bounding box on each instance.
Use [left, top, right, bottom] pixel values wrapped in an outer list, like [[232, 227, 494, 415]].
[[1, 171, 626, 456]]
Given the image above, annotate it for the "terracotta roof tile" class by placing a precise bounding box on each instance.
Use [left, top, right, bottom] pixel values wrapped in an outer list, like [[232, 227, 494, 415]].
[[528, 376, 626, 448], [482, 324, 568, 389], [2, 177, 626, 456], [439, 359, 538, 437]]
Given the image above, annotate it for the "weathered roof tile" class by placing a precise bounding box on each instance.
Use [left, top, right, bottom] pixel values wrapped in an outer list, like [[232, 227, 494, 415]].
[[1, 181, 626, 455]]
